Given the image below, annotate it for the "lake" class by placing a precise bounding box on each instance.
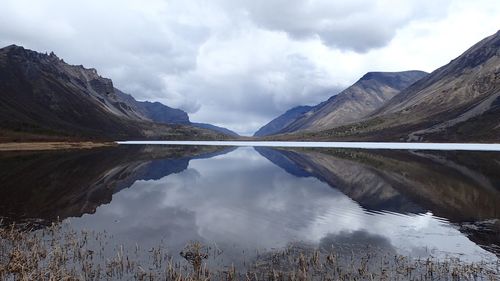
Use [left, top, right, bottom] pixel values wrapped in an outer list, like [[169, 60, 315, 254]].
[[1, 142, 499, 279]]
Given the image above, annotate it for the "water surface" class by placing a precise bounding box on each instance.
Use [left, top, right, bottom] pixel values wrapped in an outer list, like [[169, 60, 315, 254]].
[[118, 140, 500, 151], [1, 144, 499, 270]]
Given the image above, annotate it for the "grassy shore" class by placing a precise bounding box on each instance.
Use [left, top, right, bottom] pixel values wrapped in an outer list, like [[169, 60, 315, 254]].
[[0, 141, 117, 151], [0, 222, 498, 280]]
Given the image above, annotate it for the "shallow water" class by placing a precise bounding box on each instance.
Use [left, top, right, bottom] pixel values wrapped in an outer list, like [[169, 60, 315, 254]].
[[1, 144, 499, 269], [118, 140, 500, 151]]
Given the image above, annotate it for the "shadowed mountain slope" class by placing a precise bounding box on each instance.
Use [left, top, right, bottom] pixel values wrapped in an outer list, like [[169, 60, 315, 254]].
[[254, 106, 313, 137], [0, 45, 228, 141]]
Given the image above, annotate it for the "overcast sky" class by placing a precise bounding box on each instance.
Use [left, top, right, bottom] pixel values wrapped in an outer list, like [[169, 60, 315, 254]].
[[1, 0, 499, 135]]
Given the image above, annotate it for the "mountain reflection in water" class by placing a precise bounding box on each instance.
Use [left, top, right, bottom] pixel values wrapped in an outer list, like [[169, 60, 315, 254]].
[[0, 145, 232, 223], [0, 145, 499, 265], [255, 147, 500, 256]]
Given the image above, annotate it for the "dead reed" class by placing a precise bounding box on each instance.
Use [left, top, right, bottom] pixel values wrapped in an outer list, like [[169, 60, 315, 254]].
[[0, 221, 498, 280]]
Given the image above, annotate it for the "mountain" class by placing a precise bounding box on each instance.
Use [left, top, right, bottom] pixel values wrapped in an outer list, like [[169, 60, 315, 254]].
[[0, 45, 227, 141], [115, 89, 190, 125], [192, 122, 239, 137], [115, 90, 238, 137], [365, 30, 500, 142], [254, 106, 312, 137], [282, 30, 500, 142], [274, 71, 427, 135]]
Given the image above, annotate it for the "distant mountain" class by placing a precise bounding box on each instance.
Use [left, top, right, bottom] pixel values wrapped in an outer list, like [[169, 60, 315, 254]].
[[254, 106, 312, 137], [265, 30, 500, 142], [0, 45, 227, 141], [290, 30, 500, 142], [275, 70, 427, 135], [192, 122, 239, 137], [114, 90, 190, 125], [115, 90, 237, 136], [115, 90, 238, 137]]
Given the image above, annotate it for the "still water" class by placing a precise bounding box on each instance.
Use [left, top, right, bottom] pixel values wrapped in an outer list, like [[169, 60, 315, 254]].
[[1, 144, 499, 270]]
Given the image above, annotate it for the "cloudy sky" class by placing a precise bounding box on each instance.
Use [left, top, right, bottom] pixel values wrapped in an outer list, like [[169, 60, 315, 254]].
[[1, 0, 499, 135]]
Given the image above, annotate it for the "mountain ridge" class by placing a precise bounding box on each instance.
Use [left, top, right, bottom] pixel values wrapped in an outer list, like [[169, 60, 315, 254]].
[[0, 44, 232, 141], [192, 122, 239, 137], [256, 70, 427, 136], [264, 30, 500, 142], [357, 30, 500, 141], [3, 28, 499, 143], [254, 105, 313, 137], [280, 70, 428, 133]]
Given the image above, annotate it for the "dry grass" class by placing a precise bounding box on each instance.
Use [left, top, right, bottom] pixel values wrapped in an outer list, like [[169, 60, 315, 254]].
[[0, 222, 498, 280], [0, 142, 116, 151]]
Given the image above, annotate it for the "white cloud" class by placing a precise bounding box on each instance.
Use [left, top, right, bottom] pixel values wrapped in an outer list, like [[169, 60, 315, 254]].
[[0, 0, 499, 135], [217, 0, 453, 52]]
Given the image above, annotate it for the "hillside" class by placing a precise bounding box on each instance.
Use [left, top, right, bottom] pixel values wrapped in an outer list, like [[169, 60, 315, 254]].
[[114, 89, 190, 125], [368, 30, 500, 142], [255, 71, 427, 136], [0, 45, 228, 141], [192, 122, 239, 137], [269, 31, 500, 142], [254, 106, 312, 137]]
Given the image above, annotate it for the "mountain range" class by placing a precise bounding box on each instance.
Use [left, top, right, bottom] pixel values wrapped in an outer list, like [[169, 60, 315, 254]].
[[1, 30, 499, 143], [0, 45, 236, 141], [114, 89, 238, 136], [254, 105, 313, 137], [257, 30, 500, 142], [255, 70, 427, 136]]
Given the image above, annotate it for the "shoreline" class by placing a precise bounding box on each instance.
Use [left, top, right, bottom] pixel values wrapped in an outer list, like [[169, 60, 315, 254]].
[[117, 140, 500, 151], [0, 141, 117, 151]]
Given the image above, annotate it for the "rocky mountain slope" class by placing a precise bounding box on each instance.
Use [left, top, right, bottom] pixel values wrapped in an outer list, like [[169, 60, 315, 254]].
[[368, 30, 500, 142], [192, 122, 239, 137], [279, 30, 500, 142], [0, 45, 228, 141], [114, 89, 190, 125], [255, 71, 427, 136], [115, 90, 238, 136], [254, 106, 313, 137]]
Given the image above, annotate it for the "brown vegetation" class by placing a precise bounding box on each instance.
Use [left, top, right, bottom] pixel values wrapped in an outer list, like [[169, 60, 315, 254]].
[[0, 222, 498, 280], [0, 142, 117, 151]]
